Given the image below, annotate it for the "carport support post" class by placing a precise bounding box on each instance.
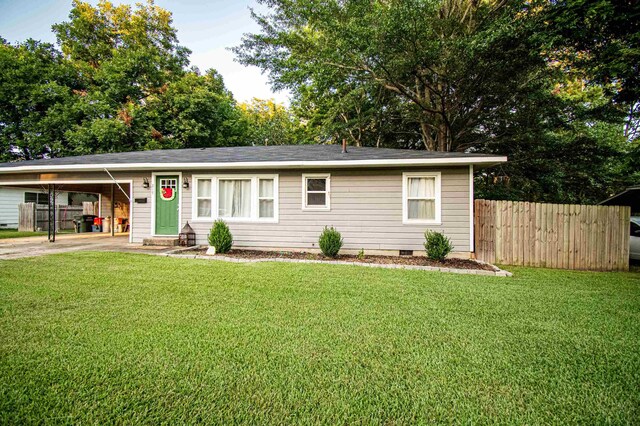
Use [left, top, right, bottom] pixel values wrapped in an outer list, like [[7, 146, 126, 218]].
[[47, 185, 51, 241], [48, 184, 56, 243], [111, 184, 115, 237]]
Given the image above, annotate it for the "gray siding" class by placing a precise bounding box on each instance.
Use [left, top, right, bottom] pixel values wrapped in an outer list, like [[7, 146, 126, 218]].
[[0, 167, 472, 253], [179, 167, 471, 253]]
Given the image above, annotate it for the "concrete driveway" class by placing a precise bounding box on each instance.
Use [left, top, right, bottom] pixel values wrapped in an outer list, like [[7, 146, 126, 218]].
[[0, 233, 176, 260]]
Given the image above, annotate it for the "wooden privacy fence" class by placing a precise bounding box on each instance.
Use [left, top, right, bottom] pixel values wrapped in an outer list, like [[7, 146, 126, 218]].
[[474, 200, 630, 271], [18, 203, 86, 232]]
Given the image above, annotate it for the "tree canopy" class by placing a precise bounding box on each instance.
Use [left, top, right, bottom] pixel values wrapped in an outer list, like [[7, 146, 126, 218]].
[[0, 0, 637, 204], [234, 0, 639, 203], [0, 0, 248, 161]]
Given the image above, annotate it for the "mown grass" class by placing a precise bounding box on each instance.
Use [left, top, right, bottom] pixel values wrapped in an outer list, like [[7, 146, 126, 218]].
[[0, 253, 638, 424], [0, 229, 47, 239]]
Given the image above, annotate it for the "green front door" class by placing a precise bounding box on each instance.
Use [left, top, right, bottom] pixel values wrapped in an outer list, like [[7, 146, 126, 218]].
[[155, 175, 179, 235]]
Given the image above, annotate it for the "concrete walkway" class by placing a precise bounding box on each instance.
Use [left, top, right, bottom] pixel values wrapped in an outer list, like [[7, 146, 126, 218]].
[[0, 233, 174, 260]]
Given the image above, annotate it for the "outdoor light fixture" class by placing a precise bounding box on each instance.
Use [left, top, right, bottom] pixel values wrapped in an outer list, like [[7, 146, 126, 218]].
[[183, 177, 189, 189], [142, 177, 150, 189]]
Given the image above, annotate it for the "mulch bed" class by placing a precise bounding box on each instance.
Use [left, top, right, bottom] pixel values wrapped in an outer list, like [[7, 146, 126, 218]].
[[196, 249, 495, 271]]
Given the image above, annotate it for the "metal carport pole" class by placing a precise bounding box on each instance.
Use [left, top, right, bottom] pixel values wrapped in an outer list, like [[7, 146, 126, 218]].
[[48, 184, 56, 243], [111, 184, 115, 237]]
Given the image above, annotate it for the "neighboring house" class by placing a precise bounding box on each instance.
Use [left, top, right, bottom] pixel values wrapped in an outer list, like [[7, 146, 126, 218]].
[[0, 186, 72, 229], [0, 186, 100, 229], [0, 145, 506, 256], [600, 186, 640, 215]]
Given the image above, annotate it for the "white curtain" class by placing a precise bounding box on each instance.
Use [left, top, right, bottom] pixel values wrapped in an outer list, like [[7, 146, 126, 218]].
[[197, 179, 211, 197], [219, 179, 251, 218], [408, 177, 436, 220], [259, 179, 273, 197], [197, 179, 212, 217], [409, 177, 435, 198], [408, 200, 435, 220], [197, 199, 211, 217], [259, 179, 274, 218]]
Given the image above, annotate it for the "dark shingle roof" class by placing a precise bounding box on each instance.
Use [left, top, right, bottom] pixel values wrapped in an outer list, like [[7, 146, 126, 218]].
[[0, 145, 506, 171]]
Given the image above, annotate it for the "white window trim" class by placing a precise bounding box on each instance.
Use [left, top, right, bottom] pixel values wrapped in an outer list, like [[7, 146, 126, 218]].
[[402, 172, 442, 225], [193, 176, 215, 221], [302, 173, 331, 211], [191, 174, 279, 223]]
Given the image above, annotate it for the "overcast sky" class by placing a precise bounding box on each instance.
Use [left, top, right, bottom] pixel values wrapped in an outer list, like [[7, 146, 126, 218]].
[[0, 0, 290, 104]]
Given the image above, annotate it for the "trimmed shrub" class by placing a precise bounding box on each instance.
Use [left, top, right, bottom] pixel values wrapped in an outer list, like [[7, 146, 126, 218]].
[[319, 226, 343, 258], [424, 230, 453, 261], [208, 220, 233, 254]]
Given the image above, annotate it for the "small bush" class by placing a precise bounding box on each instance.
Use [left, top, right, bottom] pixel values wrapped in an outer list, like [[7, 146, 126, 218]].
[[208, 220, 233, 254], [319, 226, 343, 258], [357, 248, 365, 260], [424, 230, 453, 262]]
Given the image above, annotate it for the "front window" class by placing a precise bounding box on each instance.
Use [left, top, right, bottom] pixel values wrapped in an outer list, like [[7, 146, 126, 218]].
[[192, 175, 278, 222], [403, 173, 441, 224], [218, 179, 251, 219], [258, 179, 275, 218], [196, 178, 213, 219], [303, 174, 330, 210]]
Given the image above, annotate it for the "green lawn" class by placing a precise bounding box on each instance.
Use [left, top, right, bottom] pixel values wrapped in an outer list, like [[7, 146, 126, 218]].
[[0, 229, 75, 239], [1, 253, 638, 424], [0, 229, 47, 239]]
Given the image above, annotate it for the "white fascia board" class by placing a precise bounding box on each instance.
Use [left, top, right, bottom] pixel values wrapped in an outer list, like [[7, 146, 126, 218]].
[[0, 156, 508, 174]]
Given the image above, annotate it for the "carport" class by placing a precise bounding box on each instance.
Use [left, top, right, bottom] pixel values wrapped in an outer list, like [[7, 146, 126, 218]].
[[2, 177, 132, 243]]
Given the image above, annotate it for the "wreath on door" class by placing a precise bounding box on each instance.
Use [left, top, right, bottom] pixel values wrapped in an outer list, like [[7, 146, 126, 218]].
[[160, 185, 176, 201]]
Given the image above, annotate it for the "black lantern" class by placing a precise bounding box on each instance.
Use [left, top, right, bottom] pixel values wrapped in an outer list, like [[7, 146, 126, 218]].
[[178, 221, 196, 247]]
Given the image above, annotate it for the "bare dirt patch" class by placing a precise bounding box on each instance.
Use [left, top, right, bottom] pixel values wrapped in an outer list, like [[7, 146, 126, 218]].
[[197, 249, 494, 271]]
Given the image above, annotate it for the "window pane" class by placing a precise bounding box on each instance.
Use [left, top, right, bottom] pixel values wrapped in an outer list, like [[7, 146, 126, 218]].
[[25, 192, 37, 203], [408, 199, 436, 220], [197, 199, 211, 218], [197, 179, 211, 197], [37, 194, 49, 205], [259, 179, 274, 198], [408, 177, 435, 198], [219, 179, 251, 218], [307, 178, 326, 191], [307, 192, 326, 206], [259, 199, 274, 218]]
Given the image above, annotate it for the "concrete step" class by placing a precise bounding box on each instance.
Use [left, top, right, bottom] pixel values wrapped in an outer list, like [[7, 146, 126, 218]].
[[143, 238, 179, 247]]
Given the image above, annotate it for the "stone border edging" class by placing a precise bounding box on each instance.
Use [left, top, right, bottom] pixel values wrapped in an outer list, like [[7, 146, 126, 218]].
[[158, 248, 512, 277]]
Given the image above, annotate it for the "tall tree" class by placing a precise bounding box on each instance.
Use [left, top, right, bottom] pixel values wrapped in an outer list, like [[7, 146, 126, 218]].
[[0, 0, 246, 160], [0, 39, 82, 161], [234, 0, 550, 152]]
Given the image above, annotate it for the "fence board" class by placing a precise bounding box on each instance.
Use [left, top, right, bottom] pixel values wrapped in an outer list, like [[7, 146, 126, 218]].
[[18, 203, 36, 232], [18, 204, 83, 232], [474, 200, 629, 271]]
